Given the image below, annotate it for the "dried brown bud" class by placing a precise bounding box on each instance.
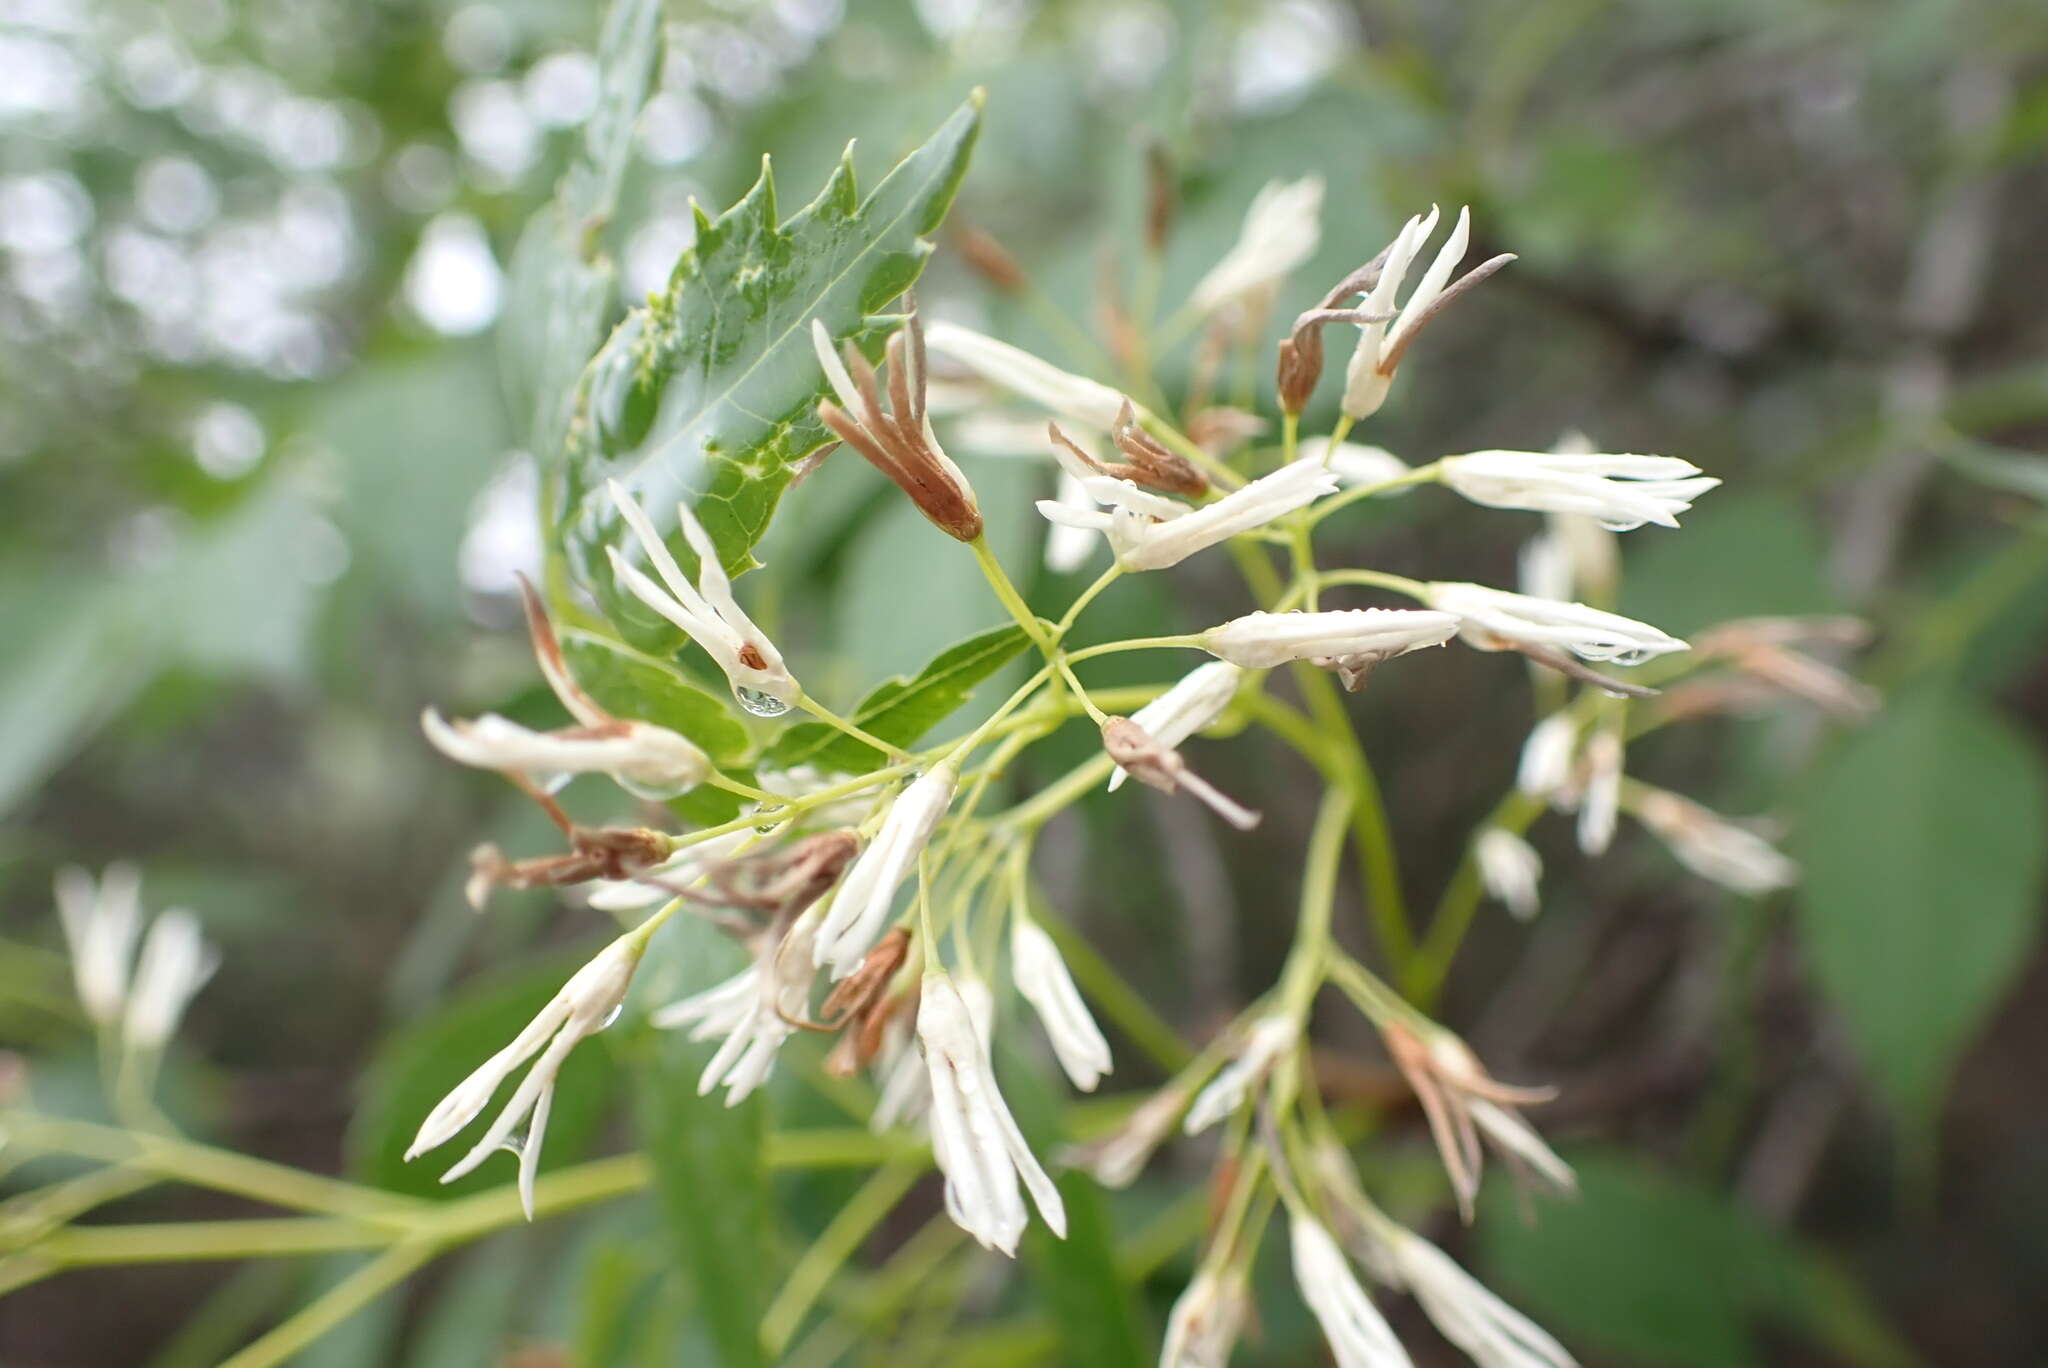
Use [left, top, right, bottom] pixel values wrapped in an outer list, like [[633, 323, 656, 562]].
[[820, 926, 911, 1026], [1111, 400, 1208, 495], [815, 298, 984, 542], [1100, 716, 1261, 831], [955, 226, 1026, 294]]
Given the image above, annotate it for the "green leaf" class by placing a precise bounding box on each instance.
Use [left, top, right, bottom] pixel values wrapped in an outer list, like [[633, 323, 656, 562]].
[[501, 0, 661, 462], [554, 92, 983, 621], [1481, 1151, 1794, 1368], [560, 629, 751, 765], [349, 951, 622, 1200], [628, 911, 769, 1368], [760, 624, 1029, 774], [1797, 689, 2048, 1126]]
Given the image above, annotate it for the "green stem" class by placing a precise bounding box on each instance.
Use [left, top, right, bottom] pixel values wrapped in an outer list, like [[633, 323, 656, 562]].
[[971, 534, 1055, 656], [1403, 789, 1545, 1007], [793, 692, 911, 763], [217, 1241, 435, 1368], [2, 1117, 420, 1225], [1315, 568, 1430, 599], [1055, 565, 1123, 636], [763, 1162, 922, 1355], [1305, 460, 1442, 527]]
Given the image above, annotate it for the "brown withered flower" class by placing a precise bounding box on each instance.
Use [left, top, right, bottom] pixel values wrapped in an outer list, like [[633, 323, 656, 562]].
[[1382, 1021, 1573, 1222], [1100, 716, 1262, 831], [1046, 401, 1208, 498], [812, 299, 983, 541], [1692, 616, 1879, 720]]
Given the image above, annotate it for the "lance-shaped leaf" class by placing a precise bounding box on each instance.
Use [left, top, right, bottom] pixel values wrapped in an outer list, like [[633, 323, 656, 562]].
[[555, 93, 984, 638], [759, 624, 1029, 775]]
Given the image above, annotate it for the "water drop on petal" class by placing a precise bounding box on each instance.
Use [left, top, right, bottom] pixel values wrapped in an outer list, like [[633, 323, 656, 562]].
[[734, 686, 790, 717]]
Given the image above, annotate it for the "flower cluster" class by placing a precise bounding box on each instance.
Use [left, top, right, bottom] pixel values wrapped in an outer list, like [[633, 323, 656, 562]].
[[373, 169, 1871, 1368]]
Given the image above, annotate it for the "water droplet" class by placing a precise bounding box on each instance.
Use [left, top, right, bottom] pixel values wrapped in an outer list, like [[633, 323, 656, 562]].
[[734, 685, 790, 717], [600, 1003, 624, 1030]]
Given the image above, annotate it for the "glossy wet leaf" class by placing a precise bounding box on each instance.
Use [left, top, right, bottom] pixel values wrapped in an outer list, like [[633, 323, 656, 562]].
[[759, 624, 1029, 774], [553, 93, 983, 631], [1798, 688, 2048, 1127]]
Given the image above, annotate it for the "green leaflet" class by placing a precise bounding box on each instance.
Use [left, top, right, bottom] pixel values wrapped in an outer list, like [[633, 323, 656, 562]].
[[759, 624, 1030, 775], [559, 629, 752, 766], [554, 93, 983, 638]]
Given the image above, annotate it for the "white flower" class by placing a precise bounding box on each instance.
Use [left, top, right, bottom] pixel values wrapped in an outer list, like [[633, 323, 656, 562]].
[[54, 863, 142, 1028], [424, 580, 711, 798], [1184, 1013, 1297, 1134], [1108, 661, 1242, 792], [1340, 204, 1487, 422], [918, 972, 1067, 1255], [1468, 1097, 1577, 1194], [924, 320, 1127, 430], [1039, 456, 1337, 572], [1424, 582, 1688, 666], [1476, 829, 1542, 921], [421, 708, 708, 799], [124, 909, 218, 1050], [1517, 531, 1573, 604], [1011, 916, 1112, 1091], [1060, 1081, 1190, 1188], [812, 765, 956, 978], [1439, 450, 1720, 532], [1306, 438, 1414, 492], [1290, 1212, 1413, 1368], [1577, 727, 1623, 856], [1203, 608, 1459, 670], [1516, 713, 1579, 799], [1186, 176, 1324, 320], [1161, 1263, 1252, 1368], [869, 1014, 930, 1133], [655, 920, 819, 1105], [406, 935, 640, 1218], [1627, 786, 1798, 896], [1044, 469, 1102, 573], [604, 480, 799, 709], [1370, 1223, 1575, 1368]]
